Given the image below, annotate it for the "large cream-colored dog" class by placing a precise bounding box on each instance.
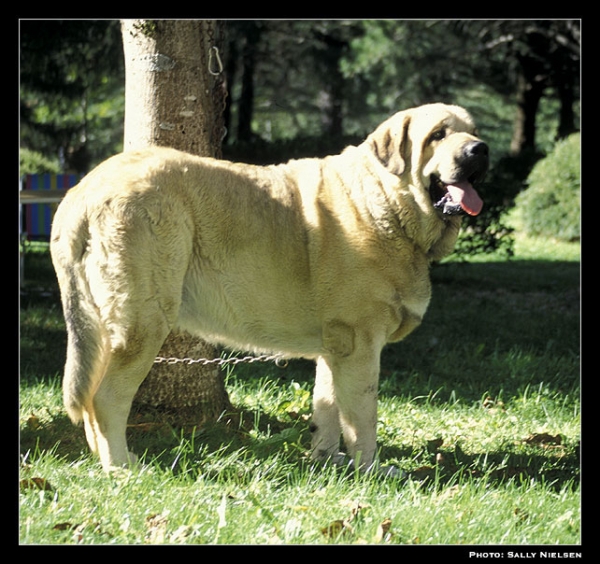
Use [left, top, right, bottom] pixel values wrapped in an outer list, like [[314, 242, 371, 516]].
[[50, 103, 488, 473]]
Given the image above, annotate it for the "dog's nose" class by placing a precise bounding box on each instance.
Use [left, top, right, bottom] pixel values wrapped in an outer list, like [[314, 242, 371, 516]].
[[466, 141, 489, 158]]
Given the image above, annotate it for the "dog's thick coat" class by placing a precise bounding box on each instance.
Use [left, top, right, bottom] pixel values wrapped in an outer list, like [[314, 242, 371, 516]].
[[51, 103, 488, 472]]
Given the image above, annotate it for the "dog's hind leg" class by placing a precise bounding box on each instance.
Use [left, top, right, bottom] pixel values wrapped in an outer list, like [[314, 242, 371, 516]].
[[59, 266, 174, 471], [55, 257, 175, 471], [52, 184, 193, 471], [84, 331, 168, 472]]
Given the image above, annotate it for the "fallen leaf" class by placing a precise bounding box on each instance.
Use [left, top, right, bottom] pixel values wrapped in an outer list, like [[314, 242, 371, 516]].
[[427, 437, 444, 452], [169, 525, 193, 543], [410, 466, 436, 481], [53, 521, 110, 542], [514, 507, 530, 522], [434, 484, 462, 503], [53, 523, 85, 543], [145, 513, 169, 544], [53, 522, 75, 531], [340, 499, 369, 519], [20, 477, 53, 492], [26, 414, 41, 430], [321, 519, 353, 539], [482, 397, 505, 410], [524, 433, 562, 446], [482, 396, 495, 408], [374, 518, 393, 543]]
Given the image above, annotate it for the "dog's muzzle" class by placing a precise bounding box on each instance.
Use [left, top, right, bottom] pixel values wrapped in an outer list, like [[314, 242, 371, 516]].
[[430, 140, 488, 217]]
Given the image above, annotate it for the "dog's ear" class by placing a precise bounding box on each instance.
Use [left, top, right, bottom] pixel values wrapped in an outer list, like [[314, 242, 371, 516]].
[[368, 114, 411, 176]]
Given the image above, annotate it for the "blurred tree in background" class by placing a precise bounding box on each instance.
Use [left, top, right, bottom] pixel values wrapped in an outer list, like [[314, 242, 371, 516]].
[[20, 20, 125, 174], [20, 19, 580, 253]]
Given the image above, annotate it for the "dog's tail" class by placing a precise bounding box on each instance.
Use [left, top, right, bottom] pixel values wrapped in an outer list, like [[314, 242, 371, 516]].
[[51, 208, 107, 425]]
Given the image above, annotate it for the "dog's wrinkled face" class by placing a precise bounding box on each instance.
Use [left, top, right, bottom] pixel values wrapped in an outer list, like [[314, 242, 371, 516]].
[[369, 104, 488, 217], [420, 116, 488, 217]]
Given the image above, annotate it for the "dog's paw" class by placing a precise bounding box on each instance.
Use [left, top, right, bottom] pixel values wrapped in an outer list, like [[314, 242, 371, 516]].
[[368, 463, 404, 479], [317, 453, 404, 479], [103, 451, 139, 474], [312, 451, 352, 470]]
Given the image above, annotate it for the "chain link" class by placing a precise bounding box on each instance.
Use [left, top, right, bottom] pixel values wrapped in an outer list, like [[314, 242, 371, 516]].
[[154, 353, 288, 368], [152, 24, 274, 373]]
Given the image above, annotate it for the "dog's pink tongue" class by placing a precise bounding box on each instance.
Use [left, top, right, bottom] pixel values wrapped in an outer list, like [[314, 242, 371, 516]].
[[446, 181, 483, 216]]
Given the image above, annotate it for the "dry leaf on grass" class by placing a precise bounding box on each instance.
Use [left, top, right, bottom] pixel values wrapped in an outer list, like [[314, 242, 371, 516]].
[[53, 522, 75, 531], [26, 414, 41, 430], [52, 521, 110, 543], [426, 437, 444, 452], [482, 396, 505, 410], [169, 525, 194, 543], [145, 513, 169, 544], [340, 499, 369, 518], [374, 518, 393, 543], [523, 433, 562, 446], [321, 519, 354, 539], [20, 477, 53, 492]]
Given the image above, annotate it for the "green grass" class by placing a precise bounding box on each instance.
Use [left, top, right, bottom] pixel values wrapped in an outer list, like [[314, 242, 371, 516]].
[[19, 234, 580, 546]]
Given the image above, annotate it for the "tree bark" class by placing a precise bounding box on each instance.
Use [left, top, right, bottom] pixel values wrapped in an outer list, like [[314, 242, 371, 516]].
[[121, 20, 226, 157], [555, 62, 577, 140], [121, 19, 232, 425], [510, 55, 546, 156], [236, 22, 262, 142], [313, 30, 347, 140]]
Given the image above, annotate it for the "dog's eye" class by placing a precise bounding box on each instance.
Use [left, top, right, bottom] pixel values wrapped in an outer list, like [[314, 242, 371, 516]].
[[429, 129, 446, 143]]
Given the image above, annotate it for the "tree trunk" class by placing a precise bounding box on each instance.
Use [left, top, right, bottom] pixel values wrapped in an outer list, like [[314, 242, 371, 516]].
[[314, 30, 347, 140], [510, 55, 546, 156], [121, 19, 226, 156], [121, 19, 232, 425], [236, 22, 262, 142], [555, 63, 577, 140]]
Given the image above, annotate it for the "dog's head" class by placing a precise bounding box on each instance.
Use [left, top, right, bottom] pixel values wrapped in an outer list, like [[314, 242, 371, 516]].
[[368, 103, 488, 217]]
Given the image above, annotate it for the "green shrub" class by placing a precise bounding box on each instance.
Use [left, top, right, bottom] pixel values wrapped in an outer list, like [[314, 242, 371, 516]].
[[20, 148, 61, 175], [515, 133, 580, 241]]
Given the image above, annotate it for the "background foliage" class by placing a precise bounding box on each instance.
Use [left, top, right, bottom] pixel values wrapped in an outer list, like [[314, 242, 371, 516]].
[[515, 133, 581, 242], [19, 19, 580, 254]]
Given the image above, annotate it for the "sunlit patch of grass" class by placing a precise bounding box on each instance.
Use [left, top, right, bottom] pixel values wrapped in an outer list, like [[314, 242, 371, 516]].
[[20, 237, 580, 544]]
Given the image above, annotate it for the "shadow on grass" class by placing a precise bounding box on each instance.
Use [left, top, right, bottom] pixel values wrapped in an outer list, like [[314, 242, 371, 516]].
[[378, 440, 580, 492], [19, 405, 580, 493]]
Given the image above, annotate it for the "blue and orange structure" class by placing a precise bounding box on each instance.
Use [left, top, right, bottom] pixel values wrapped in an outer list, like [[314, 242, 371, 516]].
[[19, 173, 82, 285], [20, 173, 82, 239]]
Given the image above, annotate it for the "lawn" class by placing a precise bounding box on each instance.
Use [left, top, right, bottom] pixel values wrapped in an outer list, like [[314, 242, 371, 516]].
[[19, 234, 580, 548]]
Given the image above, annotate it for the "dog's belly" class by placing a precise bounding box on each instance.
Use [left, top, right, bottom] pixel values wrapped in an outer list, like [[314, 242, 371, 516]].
[[176, 266, 323, 358]]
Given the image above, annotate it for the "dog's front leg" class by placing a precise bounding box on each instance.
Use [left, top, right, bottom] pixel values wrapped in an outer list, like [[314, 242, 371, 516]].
[[310, 357, 343, 463], [330, 350, 380, 470], [311, 322, 383, 471]]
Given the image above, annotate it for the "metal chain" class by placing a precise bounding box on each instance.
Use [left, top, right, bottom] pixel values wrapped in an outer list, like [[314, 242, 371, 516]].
[[154, 353, 289, 368], [152, 24, 271, 373]]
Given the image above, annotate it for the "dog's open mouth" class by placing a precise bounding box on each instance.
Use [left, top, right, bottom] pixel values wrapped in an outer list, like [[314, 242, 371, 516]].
[[430, 175, 484, 217]]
